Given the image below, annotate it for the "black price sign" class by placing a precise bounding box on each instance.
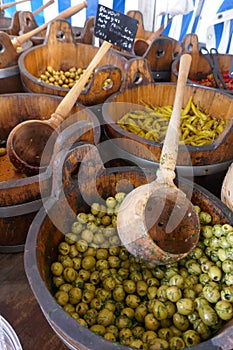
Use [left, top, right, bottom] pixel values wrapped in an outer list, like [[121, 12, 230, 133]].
[[94, 4, 139, 52]]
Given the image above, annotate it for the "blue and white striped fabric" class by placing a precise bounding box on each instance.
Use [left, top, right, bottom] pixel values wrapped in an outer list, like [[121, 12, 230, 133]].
[[156, 0, 233, 54], [2, 0, 139, 27], [2, 0, 233, 53]]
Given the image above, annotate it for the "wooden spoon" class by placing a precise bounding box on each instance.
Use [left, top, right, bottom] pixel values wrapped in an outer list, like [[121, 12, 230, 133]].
[[6, 40, 112, 176], [0, 0, 31, 11], [11, 0, 88, 49], [117, 54, 200, 265]]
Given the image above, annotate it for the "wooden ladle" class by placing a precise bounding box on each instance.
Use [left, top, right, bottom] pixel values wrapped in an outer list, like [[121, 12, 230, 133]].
[[6, 40, 112, 176], [117, 54, 200, 265], [32, 0, 55, 17], [11, 0, 88, 49], [0, 0, 31, 11]]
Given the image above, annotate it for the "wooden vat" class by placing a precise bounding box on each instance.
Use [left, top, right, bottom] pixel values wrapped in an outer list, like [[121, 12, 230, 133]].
[[0, 93, 100, 252], [24, 143, 233, 350], [102, 58, 233, 166], [18, 19, 127, 106], [172, 34, 233, 95]]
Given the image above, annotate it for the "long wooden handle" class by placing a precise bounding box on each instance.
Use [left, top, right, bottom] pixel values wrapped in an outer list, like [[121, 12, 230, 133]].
[[11, 0, 88, 48], [32, 0, 54, 17], [0, 0, 30, 10], [159, 54, 192, 176], [50, 41, 112, 127]]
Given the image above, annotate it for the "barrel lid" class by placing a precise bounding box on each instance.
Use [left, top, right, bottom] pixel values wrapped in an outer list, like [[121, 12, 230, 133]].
[[0, 316, 22, 350]]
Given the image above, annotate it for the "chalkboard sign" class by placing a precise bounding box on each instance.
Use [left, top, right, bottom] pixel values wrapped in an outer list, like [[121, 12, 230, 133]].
[[94, 4, 139, 52]]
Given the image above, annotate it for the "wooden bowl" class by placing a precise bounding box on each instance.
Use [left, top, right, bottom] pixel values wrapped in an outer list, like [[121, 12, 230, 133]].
[[172, 34, 233, 95], [18, 18, 128, 106], [0, 93, 100, 252], [102, 58, 233, 167], [24, 143, 233, 350]]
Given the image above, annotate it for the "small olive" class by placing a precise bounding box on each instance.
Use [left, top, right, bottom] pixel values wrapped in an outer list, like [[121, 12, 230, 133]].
[[183, 329, 201, 347], [215, 300, 233, 320], [166, 286, 182, 302], [51, 262, 63, 276], [153, 300, 168, 320], [176, 298, 194, 315]]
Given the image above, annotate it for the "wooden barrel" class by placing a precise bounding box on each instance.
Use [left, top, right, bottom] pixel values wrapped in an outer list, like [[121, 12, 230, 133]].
[[18, 11, 95, 46], [101, 58, 233, 196], [172, 34, 233, 95], [18, 18, 127, 105], [0, 31, 32, 93], [24, 143, 233, 350], [0, 93, 100, 253], [0, 11, 21, 35]]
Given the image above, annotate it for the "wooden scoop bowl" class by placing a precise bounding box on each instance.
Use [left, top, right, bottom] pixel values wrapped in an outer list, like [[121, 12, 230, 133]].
[[117, 54, 200, 265], [11, 0, 88, 49], [6, 41, 112, 176]]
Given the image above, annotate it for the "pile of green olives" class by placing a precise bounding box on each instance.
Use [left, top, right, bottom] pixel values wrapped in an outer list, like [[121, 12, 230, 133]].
[[51, 193, 233, 350]]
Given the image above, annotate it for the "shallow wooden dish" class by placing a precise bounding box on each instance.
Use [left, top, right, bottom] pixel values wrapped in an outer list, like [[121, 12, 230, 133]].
[[18, 18, 128, 106], [24, 143, 233, 350], [0, 93, 100, 252]]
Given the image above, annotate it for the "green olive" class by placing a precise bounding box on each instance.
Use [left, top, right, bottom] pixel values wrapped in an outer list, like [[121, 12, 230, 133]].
[[90, 298, 103, 310], [169, 336, 185, 350], [144, 313, 160, 331], [158, 327, 173, 341], [123, 280, 136, 294], [58, 242, 70, 255], [208, 265, 222, 281], [84, 308, 98, 326], [202, 285, 220, 303], [55, 290, 69, 306], [147, 338, 169, 349], [51, 262, 63, 276], [157, 285, 168, 302], [221, 286, 233, 302], [222, 259, 233, 273], [69, 287, 82, 304], [136, 280, 148, 297], [104, 332, 116, 342], [169, 274, 184, 288], [63, 267, 77, 282], [166, 286, 182, 302], [97, 308, 114, 326], [193, 319, 211, 340], [77, 212, 89, 224], [153, 300, 168, 320], [121, 307, 135, 319], [81, 256, 96, 270], [135, 304, 147, 322], [197, 303, 218, 326], [215, 300, 233, 320], [113, 285, 125, 302], [116, 315, 132, 330], [176, 298, 194, 315], [103, 276, 116, 291], [125, 294, 140, 309], [172, 312, 189, 331], [199, 211, 212, 225], [90, 324, 106, 336], [183, 329, 201, 347]]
